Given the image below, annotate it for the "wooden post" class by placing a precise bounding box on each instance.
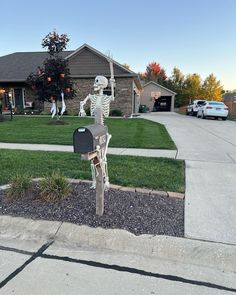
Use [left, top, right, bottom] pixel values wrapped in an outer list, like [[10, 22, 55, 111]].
[[95, 163, 104, 216]]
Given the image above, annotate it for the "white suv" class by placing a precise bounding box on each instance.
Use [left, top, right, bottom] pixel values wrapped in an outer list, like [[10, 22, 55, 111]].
[[186, 99, 206, 116]]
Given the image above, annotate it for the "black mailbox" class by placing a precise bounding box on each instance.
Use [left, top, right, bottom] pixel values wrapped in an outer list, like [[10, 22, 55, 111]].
[[73, 124, 107, 154]]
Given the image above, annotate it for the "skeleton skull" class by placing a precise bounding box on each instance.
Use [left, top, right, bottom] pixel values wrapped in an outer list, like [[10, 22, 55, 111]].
[[94, 76, 108, 92]]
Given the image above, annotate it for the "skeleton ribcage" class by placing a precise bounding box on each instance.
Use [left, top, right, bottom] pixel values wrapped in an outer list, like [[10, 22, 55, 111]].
[[90, 95, 112, 119]]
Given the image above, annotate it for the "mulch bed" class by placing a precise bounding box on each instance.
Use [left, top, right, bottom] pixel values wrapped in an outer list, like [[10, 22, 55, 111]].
[[0, 182, 184, 237]]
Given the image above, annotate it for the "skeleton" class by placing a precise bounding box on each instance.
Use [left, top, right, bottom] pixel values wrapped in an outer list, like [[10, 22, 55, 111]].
[[51, 92, 66, 118], [79, 62, 115, 190]]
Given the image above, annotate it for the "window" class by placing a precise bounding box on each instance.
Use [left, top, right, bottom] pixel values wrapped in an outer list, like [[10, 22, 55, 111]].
[[103, 86, 115, 96]]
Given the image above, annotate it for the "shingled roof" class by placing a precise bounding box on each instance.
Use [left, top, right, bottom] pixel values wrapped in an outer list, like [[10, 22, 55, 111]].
[[0, 44, 141, 89], [0, 51, 72, 82]]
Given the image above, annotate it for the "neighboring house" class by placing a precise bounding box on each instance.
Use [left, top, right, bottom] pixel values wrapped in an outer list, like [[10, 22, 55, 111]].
[[0, 44, 142, 116], [224, 93, 236, 118], [140, 81, 176, 112]]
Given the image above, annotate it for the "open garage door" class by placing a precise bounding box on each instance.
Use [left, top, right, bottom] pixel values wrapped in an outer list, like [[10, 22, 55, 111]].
[[153, 96, 171, 112]]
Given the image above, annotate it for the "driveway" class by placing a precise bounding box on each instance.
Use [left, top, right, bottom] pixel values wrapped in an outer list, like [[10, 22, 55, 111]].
[[142, 112, 236, 245]]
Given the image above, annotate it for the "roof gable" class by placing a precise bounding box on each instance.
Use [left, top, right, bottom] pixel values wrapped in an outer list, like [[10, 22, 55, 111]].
[[143, 81, 176, 95], [66, 44, 137, 77]]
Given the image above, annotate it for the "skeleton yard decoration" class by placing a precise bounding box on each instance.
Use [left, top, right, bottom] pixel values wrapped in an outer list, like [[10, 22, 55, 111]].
[[79, 75, 114, 124], [51, 92, 66, 118], [74, 57, 115, 216]]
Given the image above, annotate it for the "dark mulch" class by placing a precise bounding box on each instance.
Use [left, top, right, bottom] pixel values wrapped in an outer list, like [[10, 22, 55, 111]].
[[0, 183, 184, 237]]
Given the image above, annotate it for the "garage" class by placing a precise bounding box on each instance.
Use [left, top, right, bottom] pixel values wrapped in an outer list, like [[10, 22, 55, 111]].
[[140, 81, 176, 112]]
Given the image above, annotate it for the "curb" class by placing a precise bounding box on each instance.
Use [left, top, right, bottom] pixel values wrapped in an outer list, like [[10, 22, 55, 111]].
[[68, 179, 185, 200], [0, 215, 235, 272], [0, 178, 185, 200]]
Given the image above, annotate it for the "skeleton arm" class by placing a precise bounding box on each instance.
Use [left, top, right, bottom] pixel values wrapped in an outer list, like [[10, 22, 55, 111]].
[[79, 94, 91, 116], [109, 78, 115, 101]]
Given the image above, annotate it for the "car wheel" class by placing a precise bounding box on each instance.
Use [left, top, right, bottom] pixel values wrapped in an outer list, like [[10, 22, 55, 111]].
[[222, 117, 227, 121], [190, 109, 194, 116], [186, 110, 189, 115]]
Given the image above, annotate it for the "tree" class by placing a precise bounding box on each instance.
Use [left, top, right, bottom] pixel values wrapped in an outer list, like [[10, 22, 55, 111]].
[[166, 67, 185, 107], [122, 63, 130, 70], [42, 31, 69, 56], [182, 73, 203, 104], [202, 74, 223, 101], [143, 62, 167, 85], [27, 31, 74, 119]]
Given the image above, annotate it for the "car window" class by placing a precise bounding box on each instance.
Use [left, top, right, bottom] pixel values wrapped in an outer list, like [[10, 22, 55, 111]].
[[208, 102, 224, 106], [197, 101, 206, 105]]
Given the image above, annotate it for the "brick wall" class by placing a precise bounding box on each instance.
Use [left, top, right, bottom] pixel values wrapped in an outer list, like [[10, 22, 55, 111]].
[[43, 77, 133, 116]]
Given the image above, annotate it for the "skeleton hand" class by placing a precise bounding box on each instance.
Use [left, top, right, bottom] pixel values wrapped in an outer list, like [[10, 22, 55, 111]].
[[79, 101, 86, 117]]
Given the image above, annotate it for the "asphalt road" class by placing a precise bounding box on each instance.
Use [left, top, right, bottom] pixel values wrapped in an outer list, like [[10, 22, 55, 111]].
[[142, 112, 236, 245]]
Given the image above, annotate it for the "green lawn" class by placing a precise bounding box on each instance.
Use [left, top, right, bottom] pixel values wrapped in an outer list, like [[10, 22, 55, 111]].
[[0, 149, 185, 193], [0, 116, 176, 149]]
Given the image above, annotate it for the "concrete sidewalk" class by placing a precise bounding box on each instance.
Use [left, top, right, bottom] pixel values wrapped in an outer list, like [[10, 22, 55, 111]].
[[0, 142, 177, 158], [1, 216, 236, 294]]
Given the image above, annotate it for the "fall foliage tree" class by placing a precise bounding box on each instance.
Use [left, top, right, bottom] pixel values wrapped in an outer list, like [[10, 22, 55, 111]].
[[122, 63, 130, 70], [202, 74, 223, 101], [143, 62, 167, 85], [182, 73, 203, 104]]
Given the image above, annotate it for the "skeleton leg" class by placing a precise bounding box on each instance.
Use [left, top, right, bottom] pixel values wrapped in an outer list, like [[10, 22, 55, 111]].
[[90, 161, 97, 189], [102, 133, 112, 189]]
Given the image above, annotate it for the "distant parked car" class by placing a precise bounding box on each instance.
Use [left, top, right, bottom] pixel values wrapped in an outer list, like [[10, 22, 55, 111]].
[[186, 99, 206, 116], [197, 101, 229, 120]]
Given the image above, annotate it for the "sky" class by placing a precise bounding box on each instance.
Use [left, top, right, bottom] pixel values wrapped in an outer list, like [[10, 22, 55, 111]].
[[0, 0, 235, 90]]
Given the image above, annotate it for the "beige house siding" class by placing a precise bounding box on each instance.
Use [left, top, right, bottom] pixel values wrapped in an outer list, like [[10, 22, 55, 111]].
[[67, 48, 128, 77], [140, 82, 175, 112]]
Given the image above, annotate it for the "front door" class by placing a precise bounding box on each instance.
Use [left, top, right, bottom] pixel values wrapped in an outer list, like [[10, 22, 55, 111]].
[[14, 88, 23, 109]]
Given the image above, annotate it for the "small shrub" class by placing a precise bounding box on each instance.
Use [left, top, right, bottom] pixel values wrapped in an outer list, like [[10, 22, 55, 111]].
[[110, 109, 123, 117], [39, 171, 71, 202], [7, 173, 32, 199]]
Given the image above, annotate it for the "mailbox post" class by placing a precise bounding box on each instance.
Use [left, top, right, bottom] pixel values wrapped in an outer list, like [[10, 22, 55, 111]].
[[75, 56, 115, 216], [73, 124, 108, 216]]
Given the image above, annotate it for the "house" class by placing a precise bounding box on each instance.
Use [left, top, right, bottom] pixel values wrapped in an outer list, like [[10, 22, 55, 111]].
[[140, 81, 176, 112], [224, 93, 236, 118], [0, 44, 142, 116]]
